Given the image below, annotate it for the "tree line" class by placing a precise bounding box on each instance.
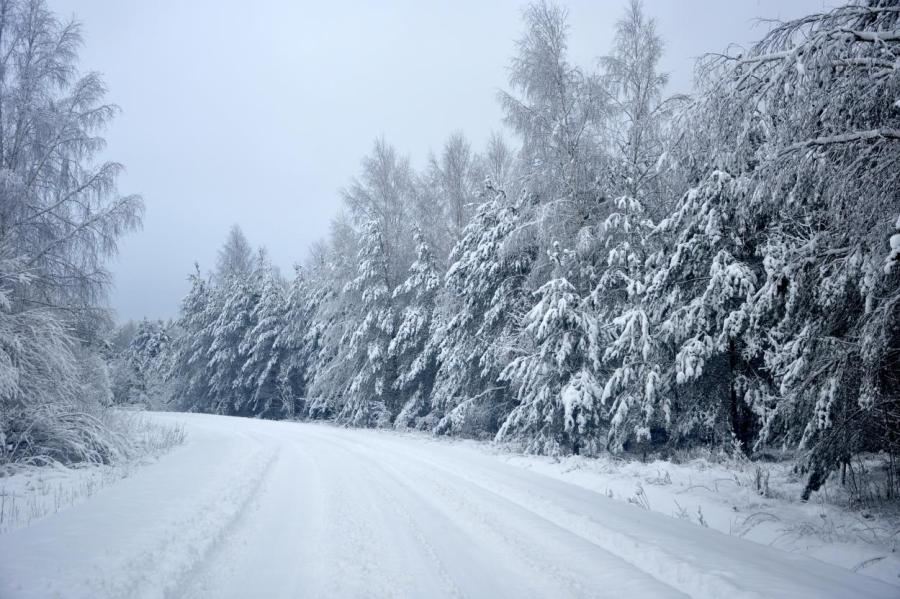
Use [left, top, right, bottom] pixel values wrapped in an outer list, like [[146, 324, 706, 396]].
[[117, 0, 899, 499]]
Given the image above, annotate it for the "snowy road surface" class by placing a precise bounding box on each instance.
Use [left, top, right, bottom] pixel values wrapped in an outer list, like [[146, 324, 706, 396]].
[[0, 413, 895, 599]]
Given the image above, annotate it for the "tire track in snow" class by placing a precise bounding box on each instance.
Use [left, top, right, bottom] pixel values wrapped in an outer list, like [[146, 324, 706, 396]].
[[122, 428, 280, 599], [298, 430, 527, 598], [308, 441, 467, 598], [306, 426, 891, 599], [312, 429, 700, 598], [303, 426, 688, 599], [165, 436, 281, 599]]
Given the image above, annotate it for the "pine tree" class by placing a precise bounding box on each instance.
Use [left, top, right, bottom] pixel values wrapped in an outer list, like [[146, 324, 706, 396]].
[[118, 319, 170, 407], [691, 2, 900, 495], [431, 183, 537, 435], [497, 274, 602, 454], [390, 231, 441, 428], [304, 220, 360, 419], [207, 275, 258, 415], [588, 0, 684, 452], [239, 263, 286, 417], [273, 266, 317, 418], [168, 266, 218, 412], [592, 194, 665, 451], [630, 172, 762, 451], [338, 221, 397, 427]]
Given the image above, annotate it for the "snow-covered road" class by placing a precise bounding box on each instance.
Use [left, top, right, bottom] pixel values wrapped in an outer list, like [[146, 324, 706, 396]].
[[0, 413, 895, 599]]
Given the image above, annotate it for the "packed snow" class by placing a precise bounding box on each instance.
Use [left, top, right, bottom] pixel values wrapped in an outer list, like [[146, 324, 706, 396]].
[[0, 412, 896, 599]]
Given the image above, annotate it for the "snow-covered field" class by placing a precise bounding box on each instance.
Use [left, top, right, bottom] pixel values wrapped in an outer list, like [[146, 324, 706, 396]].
[[0, 413, 897, 599]]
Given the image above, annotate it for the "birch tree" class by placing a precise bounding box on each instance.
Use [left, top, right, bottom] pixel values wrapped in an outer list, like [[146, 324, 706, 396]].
[[0, 0, 141, 465]]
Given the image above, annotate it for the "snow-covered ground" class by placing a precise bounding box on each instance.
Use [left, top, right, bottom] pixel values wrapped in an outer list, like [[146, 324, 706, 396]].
[[499, 449, 900, 586], [0, 413, 896, 599], [0, 460, 132, 535], [0, 413, 185, 536]]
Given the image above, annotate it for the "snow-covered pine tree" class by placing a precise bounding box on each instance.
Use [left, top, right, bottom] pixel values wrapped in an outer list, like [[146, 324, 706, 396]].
[[338, 220, 397, 427], [273, 266, 318, 418], [592, 194, 663, 451], [300, 273, 343, 420], [207, 272, 258, 415], [496, 271, 602, 455], [489, 0, 609, 451], [430, 183, 538, 435], [636, 171, 763, 450], [169, 230, 263, 415], [304, 219, 360, 419], [390, 230, 442, 429], [239, 261, 286, 417], [691, 1, 900, 496], [117, 319, 170, 407], [167, 266, 219, 412], [588, 0, 682, 452]]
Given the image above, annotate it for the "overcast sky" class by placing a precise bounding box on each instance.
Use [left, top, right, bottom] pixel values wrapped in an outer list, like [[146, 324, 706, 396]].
[[48, 0, 833, 322]]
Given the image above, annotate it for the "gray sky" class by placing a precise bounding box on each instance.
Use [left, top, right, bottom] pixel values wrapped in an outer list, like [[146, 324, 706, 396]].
[[48, 0, 832, 322]]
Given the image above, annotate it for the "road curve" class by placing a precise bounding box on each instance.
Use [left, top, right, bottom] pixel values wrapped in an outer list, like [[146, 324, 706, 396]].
[[0, 413, 895, 599]]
